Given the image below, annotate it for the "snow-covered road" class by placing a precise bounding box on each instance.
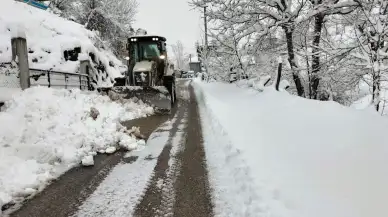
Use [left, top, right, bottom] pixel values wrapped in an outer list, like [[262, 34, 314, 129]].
[[7, 79, 387, 217], [9, 79, 214, 217], [73, 80, 213, 217]]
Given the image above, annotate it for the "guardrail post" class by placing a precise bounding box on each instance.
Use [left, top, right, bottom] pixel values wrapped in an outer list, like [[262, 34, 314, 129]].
[[11, 37, 30, 90], [80, 60, 91, 91], [79, 75, 82, 90], [47, 71, 51, 87]]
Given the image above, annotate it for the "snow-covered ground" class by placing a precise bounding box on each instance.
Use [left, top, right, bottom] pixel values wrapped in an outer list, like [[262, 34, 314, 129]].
[[0, 0, 125, 87], [73, 114, 187, 217], [194, 80, 388, 217], [0, 87, 153, 212]]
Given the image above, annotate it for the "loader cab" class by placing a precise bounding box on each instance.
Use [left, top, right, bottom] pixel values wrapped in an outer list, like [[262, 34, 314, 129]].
[[125, 36, 167, 86], [127, 36, 167, 63]]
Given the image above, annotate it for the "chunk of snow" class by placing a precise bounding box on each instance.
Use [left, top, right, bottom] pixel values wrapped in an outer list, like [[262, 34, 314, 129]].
[[81, 155, 94, 166], [105, 147, 117, 154], [22, 188, 37, 196], [137, 139, 146, 146], [119, 134, 138, 151]]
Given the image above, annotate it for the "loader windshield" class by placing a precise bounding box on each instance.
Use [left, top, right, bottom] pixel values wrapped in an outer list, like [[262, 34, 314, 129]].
[[134, 42, 161, 61]]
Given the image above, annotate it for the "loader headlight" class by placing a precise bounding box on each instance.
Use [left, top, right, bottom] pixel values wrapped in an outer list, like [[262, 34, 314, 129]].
[[160, 55, 166, 60]]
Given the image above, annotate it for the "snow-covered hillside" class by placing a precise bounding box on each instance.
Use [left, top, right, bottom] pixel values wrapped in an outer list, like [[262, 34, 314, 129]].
[[0, 87, 153, 212], [0, 0, 125, 87], [194, 80, 388, 217]]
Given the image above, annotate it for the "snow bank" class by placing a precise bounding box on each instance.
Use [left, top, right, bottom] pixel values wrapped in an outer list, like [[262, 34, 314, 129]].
[[0, 87, 153, 210], [0, 0, 124, 87], [194, 81, 388, 217]]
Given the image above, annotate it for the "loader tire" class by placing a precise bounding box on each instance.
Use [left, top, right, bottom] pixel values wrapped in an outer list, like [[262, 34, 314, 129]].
[[163, 76, 176, 105]]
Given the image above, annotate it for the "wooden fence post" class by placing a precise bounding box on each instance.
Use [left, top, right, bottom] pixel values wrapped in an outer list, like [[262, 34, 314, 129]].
[[275, 56, 283, 91], [11, 37, 30, 90]]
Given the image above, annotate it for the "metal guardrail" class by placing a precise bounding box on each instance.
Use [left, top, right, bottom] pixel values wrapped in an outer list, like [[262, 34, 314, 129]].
[[0, 62, 21, 89], [29, 68, 91, 90], [21, 0, 49, 10]]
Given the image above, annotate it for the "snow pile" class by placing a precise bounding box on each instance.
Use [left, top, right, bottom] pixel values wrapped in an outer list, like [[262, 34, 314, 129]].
[[0, 87, 153, 209], [194, 81, 388, 217], [0, 0, 125, 87]]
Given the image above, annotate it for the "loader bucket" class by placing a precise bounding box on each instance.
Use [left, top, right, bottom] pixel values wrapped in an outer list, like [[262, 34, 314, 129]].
[[110, 86, 172, 114]]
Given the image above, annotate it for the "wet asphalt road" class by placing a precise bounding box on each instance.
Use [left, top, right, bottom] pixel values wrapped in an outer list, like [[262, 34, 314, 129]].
[[8, 79, 213, 217]]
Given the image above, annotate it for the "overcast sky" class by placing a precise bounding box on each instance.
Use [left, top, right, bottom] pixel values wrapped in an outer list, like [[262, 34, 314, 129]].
[[132, 0, 203, 57]]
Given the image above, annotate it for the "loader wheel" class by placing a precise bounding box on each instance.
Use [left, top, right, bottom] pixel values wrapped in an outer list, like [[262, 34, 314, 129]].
[[163, 76, 176, 105], [173, 84, 177, 101]]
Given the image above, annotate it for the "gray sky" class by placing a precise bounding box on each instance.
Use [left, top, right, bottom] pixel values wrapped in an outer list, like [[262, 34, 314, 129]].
[[132, 0, 203, 57]]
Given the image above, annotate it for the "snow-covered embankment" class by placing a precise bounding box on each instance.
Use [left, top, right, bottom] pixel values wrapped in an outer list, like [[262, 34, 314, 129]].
[[194, 80, 388, 217]]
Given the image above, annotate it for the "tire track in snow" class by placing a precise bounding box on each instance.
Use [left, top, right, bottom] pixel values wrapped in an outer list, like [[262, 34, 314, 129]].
[[172, 84, 214, 217], [133, 100, 188, 217], [156, 119, 188, 217]]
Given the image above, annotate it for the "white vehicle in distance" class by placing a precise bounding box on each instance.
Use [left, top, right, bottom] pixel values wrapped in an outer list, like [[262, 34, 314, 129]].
[[187, 70, 195, 78]]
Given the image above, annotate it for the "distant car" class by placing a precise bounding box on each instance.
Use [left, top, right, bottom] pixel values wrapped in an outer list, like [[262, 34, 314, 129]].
[[180, 71, 188, 78], [187, 70, 195, 78]]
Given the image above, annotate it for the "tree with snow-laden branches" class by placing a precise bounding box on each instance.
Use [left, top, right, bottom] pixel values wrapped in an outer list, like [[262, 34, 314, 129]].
[[171, 40, 189, 70], [47, 0, 138, 56], [191, 0, 388, 109], [349, 0, 388, 111]]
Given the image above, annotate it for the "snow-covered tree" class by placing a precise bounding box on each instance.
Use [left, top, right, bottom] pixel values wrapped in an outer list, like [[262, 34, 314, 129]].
[[191, 0, 310, 95], [350, 0, 388, 111], [49, 0, 138, 56], [171, 41, 188, 70]]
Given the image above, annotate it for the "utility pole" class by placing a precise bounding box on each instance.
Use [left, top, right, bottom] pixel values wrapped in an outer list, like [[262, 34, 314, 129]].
[[204, 6, 208, 49], [203, 5, 209, 78]]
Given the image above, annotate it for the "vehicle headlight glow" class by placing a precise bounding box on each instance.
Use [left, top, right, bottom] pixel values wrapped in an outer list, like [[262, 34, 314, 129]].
[[160, 55, 166, 59]]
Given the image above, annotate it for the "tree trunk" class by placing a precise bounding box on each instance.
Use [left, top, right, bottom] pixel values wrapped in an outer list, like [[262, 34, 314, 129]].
[[310, 14, 324, 99], [275, 62, 282, 91], [372, 69, 381, 111], [284, 27, 305, 97]]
